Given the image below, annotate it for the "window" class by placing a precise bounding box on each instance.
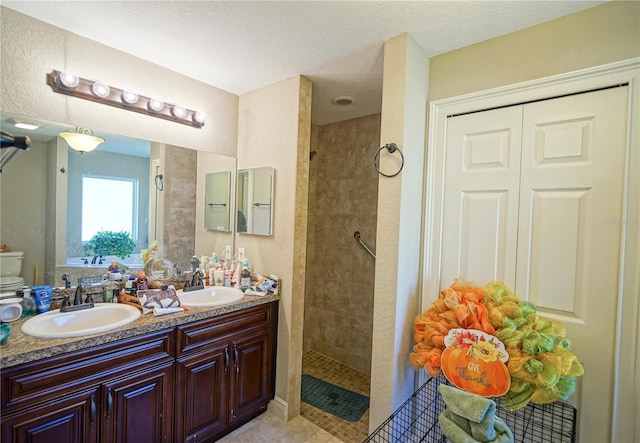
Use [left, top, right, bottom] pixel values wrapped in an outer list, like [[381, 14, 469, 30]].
[[81, 176, 138, 242]]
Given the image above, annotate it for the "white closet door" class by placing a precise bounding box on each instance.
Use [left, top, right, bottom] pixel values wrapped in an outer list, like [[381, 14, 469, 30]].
[[515, 86, 629, 443], [441, 106, 522, 288]]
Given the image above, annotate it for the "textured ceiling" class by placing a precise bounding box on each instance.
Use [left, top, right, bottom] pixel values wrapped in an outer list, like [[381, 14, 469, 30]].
[[3, 1, 605, 125]]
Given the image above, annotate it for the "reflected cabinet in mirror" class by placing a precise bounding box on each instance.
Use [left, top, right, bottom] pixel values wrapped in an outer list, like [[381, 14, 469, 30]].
[[236, 166, 274, 236], [204, 171, 232, 231], [0, 111, 235, 286]]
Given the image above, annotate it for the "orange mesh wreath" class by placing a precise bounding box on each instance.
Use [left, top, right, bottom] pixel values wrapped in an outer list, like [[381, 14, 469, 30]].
[[409, 280, 495, 376]]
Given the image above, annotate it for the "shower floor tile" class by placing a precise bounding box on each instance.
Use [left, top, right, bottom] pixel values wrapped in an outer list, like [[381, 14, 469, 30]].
[[301, 351, 370, 443]]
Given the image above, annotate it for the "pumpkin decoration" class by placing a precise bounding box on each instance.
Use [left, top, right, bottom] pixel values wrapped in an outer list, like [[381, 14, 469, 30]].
[[440, 329, 511, 397]]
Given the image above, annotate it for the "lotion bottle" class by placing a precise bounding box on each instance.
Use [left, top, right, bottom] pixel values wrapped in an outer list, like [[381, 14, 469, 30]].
[[240, 259, 251, 290]]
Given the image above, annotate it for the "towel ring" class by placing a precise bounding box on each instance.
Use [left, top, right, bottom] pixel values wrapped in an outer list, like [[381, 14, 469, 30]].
[[374, 143, 404, 177]]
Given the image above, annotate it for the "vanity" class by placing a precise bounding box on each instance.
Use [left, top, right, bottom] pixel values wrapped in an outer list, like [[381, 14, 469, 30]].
[[0, 295, 278, 443]]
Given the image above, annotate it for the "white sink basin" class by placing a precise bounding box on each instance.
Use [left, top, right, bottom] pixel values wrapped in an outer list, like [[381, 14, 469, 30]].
[[21, 303, 141, 339], [178, 287, 244, 307]]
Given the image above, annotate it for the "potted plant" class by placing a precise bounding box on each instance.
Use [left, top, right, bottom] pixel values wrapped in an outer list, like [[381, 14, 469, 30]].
[[84, 230, 135, 259]]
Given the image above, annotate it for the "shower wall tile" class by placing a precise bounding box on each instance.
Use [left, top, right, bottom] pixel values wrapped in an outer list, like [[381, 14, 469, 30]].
[[305, 113, 380, 375], [163, 145, 197, 271]]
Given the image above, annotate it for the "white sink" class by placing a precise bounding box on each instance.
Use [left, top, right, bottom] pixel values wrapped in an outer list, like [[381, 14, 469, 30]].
[[177, 287, 244, 307], [21, 303, 141, 339]]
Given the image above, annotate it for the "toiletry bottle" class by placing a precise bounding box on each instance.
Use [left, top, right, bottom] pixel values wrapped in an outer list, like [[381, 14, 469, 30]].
[[125, 275, 136, 295], [136, 271, 148, 291], [214, 266, 225, 286], [103, 279, 119, 303], [240, 260, 251, 290], [20, 286, 35, 317], [234, 260, 241, 287], [208, 265, 215, 286], [224, 267, 231, 287]]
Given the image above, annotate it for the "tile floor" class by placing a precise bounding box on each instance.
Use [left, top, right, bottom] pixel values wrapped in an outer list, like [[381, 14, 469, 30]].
[[300, 351, 371, 443], [218, 351, 371, 443]]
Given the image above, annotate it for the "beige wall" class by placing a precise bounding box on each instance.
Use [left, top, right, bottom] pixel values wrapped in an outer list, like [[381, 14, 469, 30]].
[[236, 76, 312, 419], [369, 33, 429, 430], [429, 0, 640, 101], [305, 114, 380, 375], [0, 7, 238, 157], [0, 140, 47, 286]]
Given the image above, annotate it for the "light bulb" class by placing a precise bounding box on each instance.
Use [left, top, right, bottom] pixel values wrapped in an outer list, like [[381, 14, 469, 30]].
[[121, 90, 139, 105], [91, 82, 110, 98], [193, 111, 206, 124], [57, 71, 79, 88], [148, 98, 164, 112], [171, 105, 188, 119]]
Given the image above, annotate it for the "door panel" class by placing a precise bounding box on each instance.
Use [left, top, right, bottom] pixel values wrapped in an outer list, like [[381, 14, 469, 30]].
[[441, 106, 523, 287], [102, 361, 174, 443], [230, 330, 271, 425], [516, 87, 628, 442], [0, 389, 99, 443], [175, 344, 228, 442], [525, 188, 589, 314]]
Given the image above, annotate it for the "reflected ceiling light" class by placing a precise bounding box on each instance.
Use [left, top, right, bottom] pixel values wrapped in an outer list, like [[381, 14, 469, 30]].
[[46, 70, 205, 128], [171, 105, 188, 119], [9, 118, 42, 131], [56, 71, 79, 88], [121, 90, 139, 105], [59, 127, 105, 154], [148, 98, 165, 112], [91, 81, 110, 98]]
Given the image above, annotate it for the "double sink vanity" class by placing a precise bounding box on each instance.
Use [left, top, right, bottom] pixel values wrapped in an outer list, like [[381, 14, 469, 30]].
[[0, 290, 279, 442]]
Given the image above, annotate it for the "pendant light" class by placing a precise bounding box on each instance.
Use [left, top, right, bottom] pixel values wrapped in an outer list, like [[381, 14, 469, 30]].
[[59, 127, 105, 153]]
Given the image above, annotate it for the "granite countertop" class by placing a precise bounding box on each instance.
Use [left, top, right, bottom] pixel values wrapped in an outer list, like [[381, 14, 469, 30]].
[[0, 294, 279, 369]]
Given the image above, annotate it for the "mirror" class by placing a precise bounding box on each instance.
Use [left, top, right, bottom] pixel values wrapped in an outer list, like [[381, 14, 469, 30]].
[[204, 171, 232, 231], [236, 166, 274, 236], [0, 112, 236, 287]]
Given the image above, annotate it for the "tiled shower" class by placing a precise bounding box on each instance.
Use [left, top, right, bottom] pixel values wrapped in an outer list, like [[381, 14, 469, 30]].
[[303, 113, 380, 438]]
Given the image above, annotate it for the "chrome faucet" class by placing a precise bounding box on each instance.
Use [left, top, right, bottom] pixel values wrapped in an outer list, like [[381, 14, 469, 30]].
[[91, 254, 103, 264]]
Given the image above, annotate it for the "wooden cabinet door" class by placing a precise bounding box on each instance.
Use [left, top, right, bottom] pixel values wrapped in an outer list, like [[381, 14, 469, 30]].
[[101, 361, 174, 443], [175, 342, 229, 443], [229, 329, 271, 425], [0, 388, 99, 443]]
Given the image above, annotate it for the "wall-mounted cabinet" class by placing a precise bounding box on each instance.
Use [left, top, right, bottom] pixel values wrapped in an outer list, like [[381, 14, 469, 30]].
[[204, 170, 233, 232], [236, 166, 274, 235]]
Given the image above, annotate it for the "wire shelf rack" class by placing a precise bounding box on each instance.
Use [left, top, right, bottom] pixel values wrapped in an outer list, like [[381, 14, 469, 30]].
[[364, 375, 576, 443]]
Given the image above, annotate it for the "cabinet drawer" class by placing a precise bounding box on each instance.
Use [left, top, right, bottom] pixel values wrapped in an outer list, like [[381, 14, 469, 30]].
[[2, 328, 175, 412], [177, 303, 276, 355]]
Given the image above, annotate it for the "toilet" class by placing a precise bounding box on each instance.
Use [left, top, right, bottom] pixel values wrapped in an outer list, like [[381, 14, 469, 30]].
[[0, 251, 25, 293]]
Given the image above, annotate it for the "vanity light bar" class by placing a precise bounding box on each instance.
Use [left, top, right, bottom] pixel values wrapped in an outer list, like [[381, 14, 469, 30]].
[[46, 70, 205, 128]]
